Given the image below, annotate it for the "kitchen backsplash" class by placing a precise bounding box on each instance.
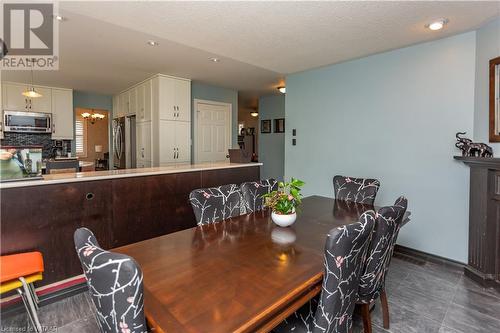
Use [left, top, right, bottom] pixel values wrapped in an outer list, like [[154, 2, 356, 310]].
[[1, 132, 72, 159]]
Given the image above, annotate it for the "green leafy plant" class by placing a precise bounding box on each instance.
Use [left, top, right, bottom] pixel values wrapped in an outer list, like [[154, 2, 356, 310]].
[[262, 178, 305, 215]]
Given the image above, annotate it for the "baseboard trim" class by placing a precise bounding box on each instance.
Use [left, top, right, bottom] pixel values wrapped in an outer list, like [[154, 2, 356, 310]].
[[393, 245, 466, 270]]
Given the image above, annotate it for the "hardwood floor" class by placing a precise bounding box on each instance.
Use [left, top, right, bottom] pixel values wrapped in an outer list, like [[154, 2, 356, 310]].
[[1, 256, 499, 333]]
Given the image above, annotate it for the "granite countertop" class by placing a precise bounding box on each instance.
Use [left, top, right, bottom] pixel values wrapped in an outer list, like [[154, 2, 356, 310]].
[[0, 162, 262, 189]]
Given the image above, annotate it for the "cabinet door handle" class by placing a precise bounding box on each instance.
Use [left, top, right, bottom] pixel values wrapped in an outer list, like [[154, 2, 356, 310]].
[[173, 148, 176, 159]]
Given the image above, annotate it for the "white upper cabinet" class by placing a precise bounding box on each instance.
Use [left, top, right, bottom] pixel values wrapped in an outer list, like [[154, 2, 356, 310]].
[[30, 87, 52, 113], [2, 83, 28, 111], [129, 87, 137, 115], [112, 95, 120, 118], [158, 76, 175, 121], [136, 81, 151, 123], [2, 82, 51, 113], [174, 79, 191, 122], [118, 91, 129, 117], [51, 89, 73, 140]]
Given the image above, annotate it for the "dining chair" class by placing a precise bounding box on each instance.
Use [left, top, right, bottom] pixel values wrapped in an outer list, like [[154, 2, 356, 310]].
[[240, 178, 278, 213], [333, 175, 380, 205], [357, 196, 408, 333], [74, 228, 148, 333], [273, 211, 376, 333], [189, 184, 243, 225]]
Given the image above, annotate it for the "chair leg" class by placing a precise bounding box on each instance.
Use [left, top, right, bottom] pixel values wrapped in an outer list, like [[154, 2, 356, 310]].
[[18, 277, 42, 332], [28, 283, 39, 309], [380, 289, 390, 329], [360, 303, 372, 333]]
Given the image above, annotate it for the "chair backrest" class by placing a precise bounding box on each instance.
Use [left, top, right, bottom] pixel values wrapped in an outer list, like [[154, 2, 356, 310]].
[[313, 211, 376, 332], [333, 175, 380, 205], [240, 179, 278, 213], [189, 184, 243, 225], [46, 160, 79, 174], [74, 228, 147, 333], [357, 196, 408, 303]]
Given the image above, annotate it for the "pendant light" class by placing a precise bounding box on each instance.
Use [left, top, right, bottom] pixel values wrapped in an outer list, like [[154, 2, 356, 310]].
[[22, 59, 42, 98]]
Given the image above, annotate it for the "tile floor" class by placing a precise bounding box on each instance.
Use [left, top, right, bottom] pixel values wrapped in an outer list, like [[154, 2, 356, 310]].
[[1, 255, 500, 333]]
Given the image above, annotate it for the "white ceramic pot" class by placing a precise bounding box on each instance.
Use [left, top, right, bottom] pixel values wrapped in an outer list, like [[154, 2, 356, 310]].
[[271, 211, 297, 227]]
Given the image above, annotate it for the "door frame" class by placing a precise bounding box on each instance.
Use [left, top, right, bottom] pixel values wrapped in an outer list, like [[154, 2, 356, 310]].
[[193, 99, 232, 164]]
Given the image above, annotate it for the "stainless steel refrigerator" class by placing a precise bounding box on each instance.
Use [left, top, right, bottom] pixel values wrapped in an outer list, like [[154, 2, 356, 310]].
[[113, 116, 136, 169]]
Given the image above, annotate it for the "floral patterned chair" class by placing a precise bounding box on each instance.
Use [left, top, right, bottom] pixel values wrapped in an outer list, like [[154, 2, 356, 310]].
[[272, 211, 376, 333], [333, 176, 380, 205], [74, 228, 147, 333], [189, 184, 243, 225], [357, 197, 408, 333], [240, 179, 278, 213]]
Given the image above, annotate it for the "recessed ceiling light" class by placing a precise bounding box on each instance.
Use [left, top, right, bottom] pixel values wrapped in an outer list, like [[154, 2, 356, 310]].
[[147, 40, 159, 46], [278, 86, 286, 94], [209, 57, 220, 63], [250, 112, 259, 117], [426, 19, 448, 31], [54, 15, 65, 21]]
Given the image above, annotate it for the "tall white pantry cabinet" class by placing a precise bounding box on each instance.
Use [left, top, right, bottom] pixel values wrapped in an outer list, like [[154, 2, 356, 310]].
[[113, 74, 191, 168]]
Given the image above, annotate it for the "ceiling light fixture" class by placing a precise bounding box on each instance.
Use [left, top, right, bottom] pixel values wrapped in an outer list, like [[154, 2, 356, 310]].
[[209, 57, 220, 63], [54, 15, 65, 21], [81, 111, 106, 124], [278, 86, 286, 94], [426, 19, 448, 31], [22, 59, 42, 98], [147, 40, 159, 46], [250, 112, 259, 117]]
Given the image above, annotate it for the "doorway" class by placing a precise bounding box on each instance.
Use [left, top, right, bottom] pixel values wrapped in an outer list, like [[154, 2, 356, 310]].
[[194, 99, 232, 163]]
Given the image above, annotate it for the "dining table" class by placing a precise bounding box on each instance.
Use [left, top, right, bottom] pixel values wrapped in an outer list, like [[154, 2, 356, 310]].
[[114, 195, 410, 333]]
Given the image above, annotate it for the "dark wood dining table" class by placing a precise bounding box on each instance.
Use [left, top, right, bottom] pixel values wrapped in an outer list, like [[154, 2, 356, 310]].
[[114, 195, 410, 333]]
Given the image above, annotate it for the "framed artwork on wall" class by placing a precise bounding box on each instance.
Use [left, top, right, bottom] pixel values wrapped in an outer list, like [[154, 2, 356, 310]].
[[274, 118, 285, 133], [261, 120, 271, 133]]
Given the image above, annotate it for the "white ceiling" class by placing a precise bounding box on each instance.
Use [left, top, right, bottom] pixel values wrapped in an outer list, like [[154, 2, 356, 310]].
[[3, 1, 499, 107]]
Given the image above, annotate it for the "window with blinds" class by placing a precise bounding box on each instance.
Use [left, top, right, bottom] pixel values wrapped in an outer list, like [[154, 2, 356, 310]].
[[75, 115, 87, 157]]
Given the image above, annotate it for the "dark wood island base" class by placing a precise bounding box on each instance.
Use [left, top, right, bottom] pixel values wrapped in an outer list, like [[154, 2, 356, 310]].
[[1, 163, 260, 296]]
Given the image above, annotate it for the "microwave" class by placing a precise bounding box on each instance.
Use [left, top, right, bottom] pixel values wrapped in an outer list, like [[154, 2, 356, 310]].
[[3, 110, 52, 133]]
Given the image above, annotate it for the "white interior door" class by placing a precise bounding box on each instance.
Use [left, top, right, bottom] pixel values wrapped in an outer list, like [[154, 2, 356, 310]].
[[195, 101, 231, 163]]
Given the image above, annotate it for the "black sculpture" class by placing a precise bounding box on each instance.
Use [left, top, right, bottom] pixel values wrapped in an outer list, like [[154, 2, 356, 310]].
[[456, 132, 493, 157]]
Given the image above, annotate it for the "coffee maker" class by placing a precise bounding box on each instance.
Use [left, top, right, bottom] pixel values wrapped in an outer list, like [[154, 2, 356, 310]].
[[51, 141, 67, 158]]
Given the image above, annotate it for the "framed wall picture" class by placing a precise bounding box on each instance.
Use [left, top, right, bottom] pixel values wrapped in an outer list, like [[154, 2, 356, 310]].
[[274, 118, 285, 133], [261, 120, 271, 133]]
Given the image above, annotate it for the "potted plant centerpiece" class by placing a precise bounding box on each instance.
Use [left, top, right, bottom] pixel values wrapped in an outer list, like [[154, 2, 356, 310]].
[[263, 178, 305, 227]]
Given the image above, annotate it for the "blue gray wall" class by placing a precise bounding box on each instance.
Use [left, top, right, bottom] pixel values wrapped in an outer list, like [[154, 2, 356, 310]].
[[258, 95, 285, 180], [474, 17, 500, 155], [285, 32, 476, 263], [191, 82, 239, 148], [73, 91, 113, 165]]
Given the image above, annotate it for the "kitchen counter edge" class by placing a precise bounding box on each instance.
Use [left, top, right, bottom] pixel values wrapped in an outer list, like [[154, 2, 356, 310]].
[[0, 162, 263, 189]]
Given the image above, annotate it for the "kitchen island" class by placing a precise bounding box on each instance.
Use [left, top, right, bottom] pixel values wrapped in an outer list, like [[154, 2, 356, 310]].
[[1, 162, 261, 293]]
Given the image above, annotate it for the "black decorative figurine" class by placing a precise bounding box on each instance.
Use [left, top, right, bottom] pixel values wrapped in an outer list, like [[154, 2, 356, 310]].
[[455, 132, 493, 157]]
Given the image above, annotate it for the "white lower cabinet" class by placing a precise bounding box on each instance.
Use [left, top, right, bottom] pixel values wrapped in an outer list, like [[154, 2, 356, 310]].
[[136, 159, 151, 168], [136, 121, 152, 161], [159, 120, 191, 164]]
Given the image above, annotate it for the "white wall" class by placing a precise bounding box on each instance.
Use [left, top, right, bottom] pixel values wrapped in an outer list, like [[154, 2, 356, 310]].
[[474, 17, 500, 154], [285, 32, 476, 262]]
